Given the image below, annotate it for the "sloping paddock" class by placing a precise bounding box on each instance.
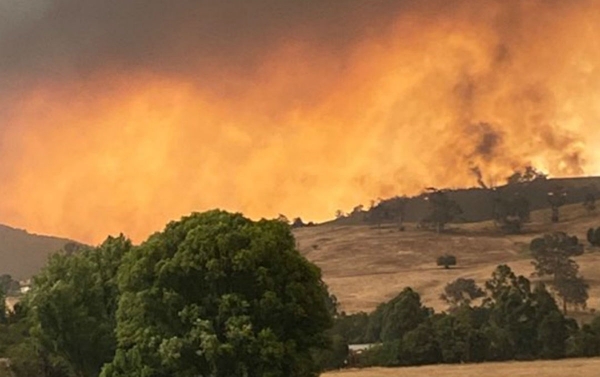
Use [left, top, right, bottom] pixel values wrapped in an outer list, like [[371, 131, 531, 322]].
[[322, 358, 600, 377]]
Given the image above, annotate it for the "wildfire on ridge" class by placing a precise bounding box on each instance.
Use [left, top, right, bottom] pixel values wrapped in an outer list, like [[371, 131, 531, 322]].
[[1, 0, 600, 243]]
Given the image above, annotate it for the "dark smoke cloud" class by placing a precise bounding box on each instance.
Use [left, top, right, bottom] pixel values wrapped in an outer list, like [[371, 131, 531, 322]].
[[0, 1, 411, 89], [471, 123, 503, 159], [0, 0, 599, 241]]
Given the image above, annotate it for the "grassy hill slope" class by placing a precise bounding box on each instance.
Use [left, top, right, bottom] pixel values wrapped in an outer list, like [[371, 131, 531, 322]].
[[0, 224, 74, 280], [295, 202, 600, 314], [323, 358, 600, 377]]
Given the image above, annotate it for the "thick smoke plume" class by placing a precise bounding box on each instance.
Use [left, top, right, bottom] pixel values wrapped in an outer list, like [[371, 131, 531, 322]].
[[1, 0, 600, 242]]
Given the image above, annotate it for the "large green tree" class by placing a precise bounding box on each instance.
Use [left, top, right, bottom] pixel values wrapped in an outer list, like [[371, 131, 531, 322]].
[[364, 288, 431, 343], [433, 306, 490, 363], [530, 232, 584, 277], [482, 265, 570, 360], [28, 235, 132, 377], [0, 303, 70, 377], [530, 232, 588, 313], [101, 210, 332, 377]]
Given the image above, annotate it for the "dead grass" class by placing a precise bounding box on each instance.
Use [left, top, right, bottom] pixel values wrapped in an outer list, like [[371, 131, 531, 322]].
[[322, 358, 600, 377], [294, 203, 600, 313]]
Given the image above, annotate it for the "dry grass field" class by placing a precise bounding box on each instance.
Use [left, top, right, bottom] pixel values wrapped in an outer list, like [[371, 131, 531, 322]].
[[322, 358, 600, 377], [294, 203, 600, 314]]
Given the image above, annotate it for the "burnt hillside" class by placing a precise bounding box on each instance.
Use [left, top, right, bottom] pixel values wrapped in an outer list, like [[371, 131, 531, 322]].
[[338, 176, 600, 225]]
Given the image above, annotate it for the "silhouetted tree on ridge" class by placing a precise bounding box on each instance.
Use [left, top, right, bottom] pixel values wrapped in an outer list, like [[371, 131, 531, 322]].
[[548, 187, 567, 223], [492, 191, 531, 233], [422, 188, 462, 233]]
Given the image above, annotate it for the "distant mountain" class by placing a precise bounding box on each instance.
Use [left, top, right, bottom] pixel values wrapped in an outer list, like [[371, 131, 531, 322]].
[[0, 224, 76, 280]]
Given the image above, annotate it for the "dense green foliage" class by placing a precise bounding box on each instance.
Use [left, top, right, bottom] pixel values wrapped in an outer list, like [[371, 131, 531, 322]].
[[1, 211, 333, 376], [0, 235, 131, 377], [365, 288, 432, 343], [4, 208, 600, 375], [330, 265, 600, 368], [101, 211, 332, 377], [29, 235, 132, 377]]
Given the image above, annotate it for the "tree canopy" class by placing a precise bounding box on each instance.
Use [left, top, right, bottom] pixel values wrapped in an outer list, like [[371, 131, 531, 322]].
[[530, 233, 588, 314], [530, 232, 583, 277], [422, 189, 462, 232], [440, 278, 485, 309], [365, 288, 431, 343], [436, 255, 457, 269], [492, 192, 530, 233], [28, 235, 132, 377], [101, 210, 332, 377], [333, 265, 577, 367]]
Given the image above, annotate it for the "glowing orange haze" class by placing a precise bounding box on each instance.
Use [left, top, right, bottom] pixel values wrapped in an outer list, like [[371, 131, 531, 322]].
[[2, 1, 600, 243]]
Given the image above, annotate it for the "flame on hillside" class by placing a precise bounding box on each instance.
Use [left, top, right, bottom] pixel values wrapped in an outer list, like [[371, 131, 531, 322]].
[[1, 0, 600, 242]]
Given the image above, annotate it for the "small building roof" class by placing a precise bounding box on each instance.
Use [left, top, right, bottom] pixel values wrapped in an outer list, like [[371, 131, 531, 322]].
[[348, 343, 376, 352]]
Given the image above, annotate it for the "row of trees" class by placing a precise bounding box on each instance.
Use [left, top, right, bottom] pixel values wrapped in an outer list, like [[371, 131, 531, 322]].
[[435, 230, 591, 313], [0, 210, 598, 376], [338, 176, 597, 235], [327, 228, 594, 369], [423, 188, 530, 233], [0, 211, 335, 377], [332, 264, 599, 368], [430, 187, 596, 234], [334, 198, 409, 230]]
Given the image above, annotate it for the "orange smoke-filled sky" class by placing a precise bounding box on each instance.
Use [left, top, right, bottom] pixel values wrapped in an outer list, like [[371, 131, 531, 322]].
[[1, 0, 600, 243]]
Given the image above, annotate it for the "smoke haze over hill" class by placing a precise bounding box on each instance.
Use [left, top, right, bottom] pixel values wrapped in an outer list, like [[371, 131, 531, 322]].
[[1, 0, 600, 242]]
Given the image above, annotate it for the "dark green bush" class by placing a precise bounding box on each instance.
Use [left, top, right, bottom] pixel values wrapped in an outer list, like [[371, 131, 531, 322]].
[[437, 254, 457, 269]]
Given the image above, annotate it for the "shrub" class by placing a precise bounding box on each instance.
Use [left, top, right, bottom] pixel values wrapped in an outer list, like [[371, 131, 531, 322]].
[[437, 255, 457, 269], [587, 227, 600, 247]]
